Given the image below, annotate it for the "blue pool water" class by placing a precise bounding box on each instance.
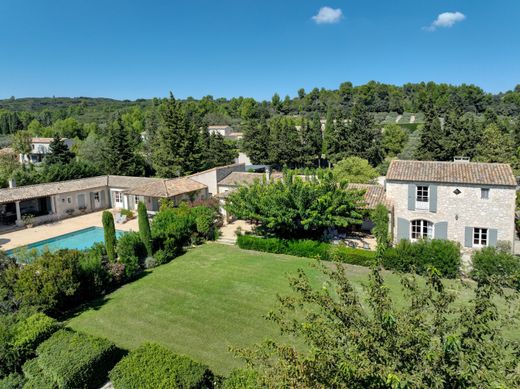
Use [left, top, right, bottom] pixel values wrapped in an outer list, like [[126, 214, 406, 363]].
[[6, 227, 124, 257]]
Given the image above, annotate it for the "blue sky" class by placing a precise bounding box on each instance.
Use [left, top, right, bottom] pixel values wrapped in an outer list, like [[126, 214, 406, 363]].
[[0, 0, 518, 100]]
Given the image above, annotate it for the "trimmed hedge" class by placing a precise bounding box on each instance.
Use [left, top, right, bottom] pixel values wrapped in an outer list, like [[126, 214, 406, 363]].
[[471, 247, 520, 289], [109, 343, 213, 389], [236, 235, 375, 266], [34, 329, 121, 389], [382, 239, 461, 278], [12, 313, 60, 357]]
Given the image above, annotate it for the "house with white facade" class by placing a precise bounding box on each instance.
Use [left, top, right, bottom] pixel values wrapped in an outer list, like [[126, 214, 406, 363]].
[[385, 160, 517, 252], [20, 137, 74, 164]]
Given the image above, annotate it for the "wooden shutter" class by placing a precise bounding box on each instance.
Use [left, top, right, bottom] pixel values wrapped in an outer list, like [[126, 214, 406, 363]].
[[77, 194, 86, 208], [464, 227, 473, 248], [397, 218, 410, 242], [100, 190, 106, 208], [429, 185, 437, 213], [407, 184, 415, 211], [489, 229, 498, 247], [434, 221, 448, 240]]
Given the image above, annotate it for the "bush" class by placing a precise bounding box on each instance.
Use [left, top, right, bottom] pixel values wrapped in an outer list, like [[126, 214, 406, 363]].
[[236, 235, 375, 266], [192, 206, 217, 241], [120, 209, 134, 219], [0, 373, 24, 389], [471, 247, 520, 289], [78, 249, 110, 299], [153, 249, 175, 266], [35, 329, 121, 389], [144, 257, 157, 269], [109, 343, 213, 389], [223, 369, 261, 389], [117, 232, 146, 278], [12, 313, 59, 361], [382, 239, 461, 278], [102, 211, 117, 263]]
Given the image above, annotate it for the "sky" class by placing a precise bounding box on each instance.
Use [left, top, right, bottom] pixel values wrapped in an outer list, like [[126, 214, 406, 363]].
[[0, 0, 519, 100]]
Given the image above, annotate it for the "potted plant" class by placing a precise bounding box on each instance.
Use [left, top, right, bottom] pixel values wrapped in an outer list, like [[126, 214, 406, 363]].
[[22, 213, 35, 228]]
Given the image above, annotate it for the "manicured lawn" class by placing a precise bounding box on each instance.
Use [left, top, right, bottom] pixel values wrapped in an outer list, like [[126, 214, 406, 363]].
[[68, 243, 518, 375]]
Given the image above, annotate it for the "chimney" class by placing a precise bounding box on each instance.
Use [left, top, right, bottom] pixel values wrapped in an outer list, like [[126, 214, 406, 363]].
[[8, 179, 16, 188]]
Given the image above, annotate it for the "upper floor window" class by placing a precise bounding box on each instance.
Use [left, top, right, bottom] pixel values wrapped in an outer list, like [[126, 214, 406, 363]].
[[473, 227, 488, 247], [481, 188, 490, 199], [416, 185, 429, 209], [411, 219, 433, 240]]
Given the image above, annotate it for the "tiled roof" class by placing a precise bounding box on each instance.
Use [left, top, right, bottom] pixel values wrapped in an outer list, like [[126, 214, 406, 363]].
[[0, 176, 109, 203], [347, 183, 390, 209], [0, 148, 15, 155], [31, 137, 68, 143], [108, 175, 162, 189], [208, 125, 231, 129], [218, 172, 266, 186], [125, 178, 207, 197], [386, 160, 516, 187]]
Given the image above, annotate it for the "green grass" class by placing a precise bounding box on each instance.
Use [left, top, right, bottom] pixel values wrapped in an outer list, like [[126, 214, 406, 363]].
[[68, 243, 519, 375]]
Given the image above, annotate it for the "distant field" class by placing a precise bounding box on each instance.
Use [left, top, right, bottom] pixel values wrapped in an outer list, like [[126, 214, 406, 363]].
[[68, 244, 519, 375]]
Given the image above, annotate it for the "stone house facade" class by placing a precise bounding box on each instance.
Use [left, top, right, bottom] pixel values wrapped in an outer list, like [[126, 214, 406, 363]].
[[385, 160, 517, 253]]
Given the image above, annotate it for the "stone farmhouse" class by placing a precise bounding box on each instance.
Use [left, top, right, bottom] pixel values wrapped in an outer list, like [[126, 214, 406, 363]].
[[386, 160, 517, 253], [20, 137, 74, 164]]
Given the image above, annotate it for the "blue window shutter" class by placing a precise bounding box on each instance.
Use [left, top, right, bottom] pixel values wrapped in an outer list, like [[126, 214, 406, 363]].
[[489, 229, 498, 247], [100, 190, 106, 207], [397, 218, 410, 242], [429, 185, 437, 213], [407, 184, 415, 211], [434, 222, 448, 240], [464, 227, 473, 248]]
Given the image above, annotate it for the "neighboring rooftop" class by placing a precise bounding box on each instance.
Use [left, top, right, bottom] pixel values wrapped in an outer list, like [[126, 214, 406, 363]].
[[208, 125, 231, 129], [125, 177, 207, 198], [31, 137, 69, 144], [218, 172, 265, 187], [347, 183, 391, 209], [386, 160, 517, 187]]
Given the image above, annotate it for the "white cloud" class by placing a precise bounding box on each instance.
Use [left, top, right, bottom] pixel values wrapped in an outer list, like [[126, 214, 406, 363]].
[[312, 6, 343, 24], [424, 11, 466, 31]]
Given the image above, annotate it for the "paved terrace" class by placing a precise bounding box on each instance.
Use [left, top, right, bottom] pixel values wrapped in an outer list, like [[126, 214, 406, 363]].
[[0, 210, 138, 252]]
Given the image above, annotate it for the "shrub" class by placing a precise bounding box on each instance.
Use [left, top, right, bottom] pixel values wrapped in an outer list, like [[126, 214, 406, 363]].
[[0, 372, 24, 389], [13, 250, 82, 314], [117, 232, 146, 278], [471, 247, 520, 289], [138, 202, 153, 257], [144, 257, 157, 269], [78, 250, 110, 299], [236, 235, 375, 266], [153, 250, 175, 266], [102, 211, 117, 262], [35, 329, 121, 389], [106, 262, 126, 285], [109, 343, 213, 389], [120, 209, 134, 219], [192, 206, 217, 241], [223, 369, 261, 389], [382, 239, 461, 278], [152, 207, 195, 256], [12, 313, 59, 361]]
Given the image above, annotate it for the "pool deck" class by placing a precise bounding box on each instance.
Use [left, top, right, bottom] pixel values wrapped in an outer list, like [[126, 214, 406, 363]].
[[0, 210, 138, 252]]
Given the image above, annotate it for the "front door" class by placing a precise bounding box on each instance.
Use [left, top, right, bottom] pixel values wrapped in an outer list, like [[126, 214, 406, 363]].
[[114, 191, 124, 208]]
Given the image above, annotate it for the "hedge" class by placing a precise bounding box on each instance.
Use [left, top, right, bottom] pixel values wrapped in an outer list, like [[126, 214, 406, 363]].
[[109, 343, 213, 389], [236, 235, 375, 266], [12, 313, 60, 359], [223, 369, 261, 389], [382, 239, 461, 278], [471, 247, 520, 289], [34, 329, 121, 389], [0, 373, 24, 389]]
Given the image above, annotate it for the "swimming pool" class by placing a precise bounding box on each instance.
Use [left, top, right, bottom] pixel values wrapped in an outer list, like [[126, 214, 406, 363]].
[[6, 227, 125, 257]]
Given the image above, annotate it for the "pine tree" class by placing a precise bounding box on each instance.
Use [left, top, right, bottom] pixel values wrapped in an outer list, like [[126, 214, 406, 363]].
[[268, 117, 299, 168], [103, 116, 144, 176], [102, 211, 117, 262], [150, 93, 204, 177], [299, 114, 323, 167], [415, 102, 445, 160], [475, 123, 515, 163], [45, 134, 75, 165], [242, 117, 270, 164], [138, 202, 153, 257]]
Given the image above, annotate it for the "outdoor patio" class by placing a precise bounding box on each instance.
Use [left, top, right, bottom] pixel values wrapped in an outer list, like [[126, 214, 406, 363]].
[[0, 210, 138, 252]]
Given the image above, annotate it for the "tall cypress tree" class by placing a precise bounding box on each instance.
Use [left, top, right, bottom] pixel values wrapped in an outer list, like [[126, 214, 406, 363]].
[[242, 117, 270, 164], [415, 102, 445, 160], [299, 114, 323, 167], [102, 211, 117, 263], [45, 134, 75, 165], [138, 202, 153, 257], [268, 117, 299, 168], [103, 116, 144, 176]]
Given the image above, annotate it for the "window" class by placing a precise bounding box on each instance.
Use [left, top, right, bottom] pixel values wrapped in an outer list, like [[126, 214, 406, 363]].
[[134, 195, 140, 204], [473, 228, 488, 247], [481, 188, 490, 199], [115, 192, 123, 203], [411, 219, 433, 240], [94, 192, 100, 201], [67, 197, 72, 204], [416, 185, 429, 209]]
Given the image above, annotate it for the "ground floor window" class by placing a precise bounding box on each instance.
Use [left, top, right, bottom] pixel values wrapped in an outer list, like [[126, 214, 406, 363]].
[[115, 192, 123, 203], [473, 227, 488, 247], [411, 219, 433, 240]]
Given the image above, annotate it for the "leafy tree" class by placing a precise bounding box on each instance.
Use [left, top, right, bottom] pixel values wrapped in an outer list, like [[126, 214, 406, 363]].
[[225, 171, 363, 239], [44, 134, 75, 165], [10, 130, 32, 159], [381, 124, 408, 157], [371, 204, 390, 258], [475, 123, 515, 163], [332, 156, 379, 183], [234, 264, 520, 388], [138, 202, 153, 257], [102, 211, 117, 263], [0, 153, 20, 188]]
